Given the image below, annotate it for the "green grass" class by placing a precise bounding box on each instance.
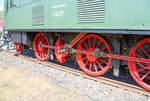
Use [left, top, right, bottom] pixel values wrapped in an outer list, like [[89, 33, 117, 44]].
[[0, 11, 4, 19]]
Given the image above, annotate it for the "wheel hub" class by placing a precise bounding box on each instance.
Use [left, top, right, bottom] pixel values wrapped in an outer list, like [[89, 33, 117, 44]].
[[86, 48, 98, 62], [38, 41, 44, 51]]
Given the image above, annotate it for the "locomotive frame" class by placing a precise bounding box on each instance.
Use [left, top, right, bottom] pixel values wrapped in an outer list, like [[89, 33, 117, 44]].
[[3, 0, 150, 91]]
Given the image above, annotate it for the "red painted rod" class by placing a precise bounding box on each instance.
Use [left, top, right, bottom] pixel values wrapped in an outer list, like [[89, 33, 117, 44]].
[[75, 50, 94, 55], [43, 45, 57, 49], [69, 32, 86, 47], [75, 50, 150, 63], [108, 54, 150, 63], [42, 45, 150, 63]]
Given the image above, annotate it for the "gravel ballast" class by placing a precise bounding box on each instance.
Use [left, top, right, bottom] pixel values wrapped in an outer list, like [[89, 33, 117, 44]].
[[0, 51, 149, 101]]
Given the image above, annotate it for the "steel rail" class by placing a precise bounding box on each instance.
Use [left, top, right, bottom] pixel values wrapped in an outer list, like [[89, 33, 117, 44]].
[[1, 49, 150, 96]]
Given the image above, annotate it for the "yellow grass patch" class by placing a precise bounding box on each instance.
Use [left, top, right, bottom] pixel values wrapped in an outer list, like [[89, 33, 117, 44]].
[[0, 67, 90, 101]]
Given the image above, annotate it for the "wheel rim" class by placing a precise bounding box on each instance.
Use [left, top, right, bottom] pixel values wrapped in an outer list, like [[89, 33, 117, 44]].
[[33, 33, 49, 61], [128, 38, 150, 90], [55, 40, 69, 63], [16, 43, 22, 54], [76, 34, 111, 76]]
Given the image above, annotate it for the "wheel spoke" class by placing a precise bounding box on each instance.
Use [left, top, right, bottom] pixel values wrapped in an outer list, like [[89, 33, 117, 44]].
[[93, 61, 98, 72], [96, 41, 102, 48], [41, 51, 44, 57], [43, 35, 47, 42], [82, 57, 87, 61], [99, 58, 107, 64], [139, 45, 150, 58], [41, 51, 45, 57], [89, 62, 92, 71], [88, 38, 91, 48], [83, 41, 88, 49], [85, 60, 89, 67], [37, 51, 40, 55], [42, 35, 45, 41], [135, 62, 148, 66], [92, 37, 96, 48], [37, 36, 39, 41], [43, 49, 48, 54], [100, 47, 107, 52], [136, 53, 145, 58], [39, 52, 42, 58], [42, 49, 46, 55], [38, 35, 41, 41], [43, 51, 47, 57], [96, 60, 103, 70], [81, 47, 86, 50], [140, 71, 150, 81], [40, 35, 43, 41], [43, 48, 47, 53], [137, 68, 147, 72]]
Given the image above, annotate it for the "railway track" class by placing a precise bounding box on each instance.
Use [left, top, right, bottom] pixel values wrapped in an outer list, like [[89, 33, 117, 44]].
[[1, 49, 150, 96]]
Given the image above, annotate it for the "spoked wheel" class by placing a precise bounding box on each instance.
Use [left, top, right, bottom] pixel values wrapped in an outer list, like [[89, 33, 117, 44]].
[[76, 34, 111, 76], [128, 38, 150, 90], [55, 40, 70, 63], [33, 33, 50, 61], [16, 43, 23, 54]]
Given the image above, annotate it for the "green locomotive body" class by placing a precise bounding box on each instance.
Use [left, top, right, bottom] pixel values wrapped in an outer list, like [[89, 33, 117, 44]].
[[4, 0, 150, 33]]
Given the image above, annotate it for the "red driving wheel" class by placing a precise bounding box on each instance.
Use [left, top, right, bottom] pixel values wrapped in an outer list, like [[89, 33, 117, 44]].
[[33, 33, 50, 61], [16, 43, 23, 54], [76, 34, 111, 76], [128, 38, 150, 90], [55, 40, 70, 63]]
